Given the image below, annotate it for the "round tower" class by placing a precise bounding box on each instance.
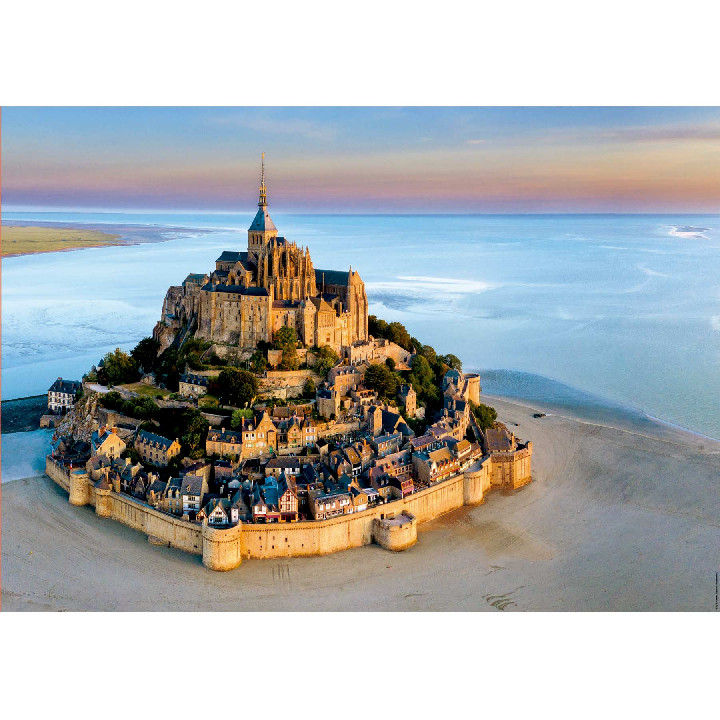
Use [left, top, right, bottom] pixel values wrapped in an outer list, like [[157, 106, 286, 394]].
[[69, 468, 90, 507], [201, 520, 244, 571]]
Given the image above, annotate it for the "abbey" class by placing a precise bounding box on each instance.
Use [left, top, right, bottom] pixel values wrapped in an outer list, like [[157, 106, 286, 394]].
[[154, 157, 369, 357]]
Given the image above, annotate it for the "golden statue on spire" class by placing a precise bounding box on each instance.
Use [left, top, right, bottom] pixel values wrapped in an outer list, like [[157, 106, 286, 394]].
[[259, 152, 267, 207]]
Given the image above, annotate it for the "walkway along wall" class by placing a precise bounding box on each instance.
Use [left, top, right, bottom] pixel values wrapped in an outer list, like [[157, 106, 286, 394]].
[[46, 446, 526, 572]]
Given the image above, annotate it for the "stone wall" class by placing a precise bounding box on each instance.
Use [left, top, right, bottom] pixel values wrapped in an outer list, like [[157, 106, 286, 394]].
[[373, 512, 417, 552], [45, 446, 510, 571], [259, 369, 321, 400]]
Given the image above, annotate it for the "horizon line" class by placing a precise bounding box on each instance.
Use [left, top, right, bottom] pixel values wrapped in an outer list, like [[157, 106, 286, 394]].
[[3, 208, 720, 218]]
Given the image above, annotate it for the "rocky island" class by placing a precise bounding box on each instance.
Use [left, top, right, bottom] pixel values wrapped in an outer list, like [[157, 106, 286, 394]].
[[45, 159, 533, 571]]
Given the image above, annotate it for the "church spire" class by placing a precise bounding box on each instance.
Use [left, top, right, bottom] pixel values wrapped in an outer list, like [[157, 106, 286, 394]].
[[258, 152, 267, 208]]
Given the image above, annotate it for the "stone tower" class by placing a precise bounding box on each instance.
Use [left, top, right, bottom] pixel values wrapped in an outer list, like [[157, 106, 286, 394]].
[[247, 153, 278, 264]]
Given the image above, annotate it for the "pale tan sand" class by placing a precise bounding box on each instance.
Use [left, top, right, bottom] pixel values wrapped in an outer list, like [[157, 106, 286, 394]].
[[2, 396, 719, 611]]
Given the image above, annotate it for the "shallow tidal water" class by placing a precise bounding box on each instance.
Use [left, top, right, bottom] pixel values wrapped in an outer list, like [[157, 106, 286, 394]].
[[2, 211, 719, 441]]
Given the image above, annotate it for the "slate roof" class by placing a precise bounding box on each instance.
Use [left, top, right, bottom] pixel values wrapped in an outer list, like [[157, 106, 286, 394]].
[[202, 284, 269, 296], [427, 447, 454, 464], [249, 207, 277, 232], [184, 273, 208, 286], [266, 457, 301, 470], [486, 426, 515, 453], [203, 497, 230, 516], [180, 373, 210, 387], [48, 378, 82, 394], [207, 428, 242, 444], [181, 475, 204, 496], [315, 269, 350, 287], [216, 251, 249, 264], [137, 429, 176, 450]]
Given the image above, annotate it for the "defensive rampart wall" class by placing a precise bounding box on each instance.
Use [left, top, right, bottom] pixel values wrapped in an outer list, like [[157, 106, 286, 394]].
[[46, 441, 528, 571]]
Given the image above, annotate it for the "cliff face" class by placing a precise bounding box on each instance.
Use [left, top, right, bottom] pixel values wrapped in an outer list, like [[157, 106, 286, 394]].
[[54, 391, 101, 444], [153, 319, 179, 354]]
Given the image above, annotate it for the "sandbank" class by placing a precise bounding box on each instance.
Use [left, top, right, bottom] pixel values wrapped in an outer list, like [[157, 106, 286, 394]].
[[2, 396, 719, 611], [1, 221, 214, 258]]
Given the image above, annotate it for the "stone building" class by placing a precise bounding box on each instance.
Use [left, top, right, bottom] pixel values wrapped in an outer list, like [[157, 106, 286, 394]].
[[91, 426, 126, 460], [48, 377, 82, 414], [135, 430, 182, 467], [154, 156, 369, 358]]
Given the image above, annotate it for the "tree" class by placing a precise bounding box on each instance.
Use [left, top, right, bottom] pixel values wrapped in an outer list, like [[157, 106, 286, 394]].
[[368, 315, 388, 339], [441, 353, 463, 372], [387, 321, 413, 351], [409, 354, 434, 389], [210, 367, 259, 407], [274, 326, 299, 371], [313, 345, 339, 377], [303, 377, 316, 397], [471, 401, 497, 431], [230, 408, 254, 429], [419, 344, 437, 367], [249, 349, 267, 374], [98, 348, 139, 385], [385, 357, 396, 372], [180, 408, 209, 457], [364, 363, 399, 401], [131, 337, 161, 373], [125, 396, 160, 420]]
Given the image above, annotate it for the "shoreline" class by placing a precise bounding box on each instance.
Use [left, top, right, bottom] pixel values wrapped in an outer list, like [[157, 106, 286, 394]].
[[1, 395, 47, 434], [1, 220, 217, 258], [482, 392, 720, 450], [3, 394, 718, 611]]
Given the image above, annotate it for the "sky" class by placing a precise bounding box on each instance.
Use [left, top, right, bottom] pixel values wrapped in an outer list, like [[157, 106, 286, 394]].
[[2, 106, 720, 214]]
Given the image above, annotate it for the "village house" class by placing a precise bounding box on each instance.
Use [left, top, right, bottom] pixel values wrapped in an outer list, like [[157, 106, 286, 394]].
[[161, 477, 183, 515], [397, 384, 417, 418], [269, 403, 314, 421], [347, 478, 369, 512], [372, 432, 402, 458], [213, 459, 235, 484], [413, 445, 460, 486], [277, 475, 299, 522], [352, 438, 376, 470], [178, 372, 210, 398], [342, 445, 363, 478], [265, 456, 302, 478], [47, 377, 82, 414], [206, 427, 243, 458], [145, 478, 167, 508], [350, 386, 377, 408], [252, 483, 283, 523], [364, 404, 414, 438], [236, 410, 278, 459], [91, 426, 126, 460], [198, 497, 231, 526], [180, 475, 209, 519], [135, 429, 182, 467], [307, 484, 352, 520], [276, 414, 318, 453], [180, 458, 213, 482], [230, 490, 252, 524]]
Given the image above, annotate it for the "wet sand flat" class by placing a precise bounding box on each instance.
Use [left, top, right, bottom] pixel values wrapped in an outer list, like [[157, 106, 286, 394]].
[[2, 396, 719, 611]]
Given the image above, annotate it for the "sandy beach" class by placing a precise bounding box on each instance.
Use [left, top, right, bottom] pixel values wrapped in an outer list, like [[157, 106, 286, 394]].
[[2, 395, 719, 611]]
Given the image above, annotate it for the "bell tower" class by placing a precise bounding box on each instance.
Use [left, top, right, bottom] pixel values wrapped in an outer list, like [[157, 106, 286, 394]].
[[248, 153, 278, 263]]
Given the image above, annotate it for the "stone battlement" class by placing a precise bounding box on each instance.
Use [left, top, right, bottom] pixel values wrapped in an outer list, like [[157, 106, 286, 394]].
[[46, 437, 531, 571]]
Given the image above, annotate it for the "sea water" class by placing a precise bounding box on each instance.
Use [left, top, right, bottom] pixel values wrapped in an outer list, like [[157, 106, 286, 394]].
[[2, 211, 719, 444]]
